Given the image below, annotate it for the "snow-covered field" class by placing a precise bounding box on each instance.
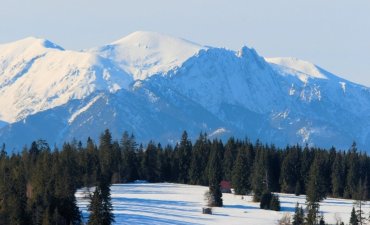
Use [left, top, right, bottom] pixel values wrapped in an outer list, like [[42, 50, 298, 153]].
[[76, 183, 369, 225]]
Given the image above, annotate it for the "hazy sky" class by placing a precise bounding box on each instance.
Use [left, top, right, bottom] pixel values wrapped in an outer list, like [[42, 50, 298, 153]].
[[1, 0, 370, 86]]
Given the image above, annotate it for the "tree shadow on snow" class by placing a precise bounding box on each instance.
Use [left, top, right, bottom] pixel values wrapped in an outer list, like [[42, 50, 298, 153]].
[[223, 204, 258, 210], [117, 214, 202, 225]]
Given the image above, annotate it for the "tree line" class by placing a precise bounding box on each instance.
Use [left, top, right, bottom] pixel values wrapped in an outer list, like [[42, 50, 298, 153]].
[[1, 129, 370, 224]]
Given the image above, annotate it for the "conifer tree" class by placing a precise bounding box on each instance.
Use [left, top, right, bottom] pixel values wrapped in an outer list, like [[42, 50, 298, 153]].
[[300, 145, 314, 194], [88, 186, 104, 225], [232, 146, 252, 195], [259, 191, 273, 210], [223, 138, 237, 181], [354, 178, 367, 225], [280, 146, 300, 193], [207, 140, 223, 207], [120, 132, 138, 182], [88, 177, 114, 225], [99, 129, 114, 179], [331, 152, 345, 197], [292, 203, 304, 225], [350, 206, 359, 225], [141, 141, 159, 182], [305, 154, 327, 225], [189, 133, 210, 185], [177, 131, 192, 183], [251, 143, 271, 201], [100, 177, 114, 225], [344, 142, 360, 199]]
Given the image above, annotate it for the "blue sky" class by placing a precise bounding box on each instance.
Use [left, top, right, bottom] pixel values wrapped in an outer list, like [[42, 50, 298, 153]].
[[1, 0, 370, 86]]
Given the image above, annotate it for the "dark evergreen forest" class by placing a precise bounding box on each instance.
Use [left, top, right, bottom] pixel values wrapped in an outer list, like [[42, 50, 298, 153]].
[[1, 129, 369, 225]]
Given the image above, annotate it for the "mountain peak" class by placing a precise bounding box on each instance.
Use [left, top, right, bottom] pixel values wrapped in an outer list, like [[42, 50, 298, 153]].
[[111, 31, 202, 48], [1, 36, 64, 51], [93, 31, 206, 80]]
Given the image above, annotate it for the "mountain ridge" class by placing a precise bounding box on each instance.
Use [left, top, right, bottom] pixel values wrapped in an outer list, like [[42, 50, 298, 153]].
[[0, 31, 369, 152]]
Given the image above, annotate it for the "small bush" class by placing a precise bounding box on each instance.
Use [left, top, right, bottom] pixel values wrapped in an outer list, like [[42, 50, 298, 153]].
[[277, 213, 291, 225], [204, 191, 214, 207]]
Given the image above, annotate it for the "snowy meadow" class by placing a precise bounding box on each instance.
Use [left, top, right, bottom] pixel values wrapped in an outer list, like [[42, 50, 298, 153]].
[[76, 183, 369, 225]]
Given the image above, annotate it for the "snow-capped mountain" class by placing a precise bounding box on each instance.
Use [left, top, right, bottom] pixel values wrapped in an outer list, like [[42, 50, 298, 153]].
[[0, 37, 132, 123], [1, 31, 370, 152], [89, 31, 205, 80]]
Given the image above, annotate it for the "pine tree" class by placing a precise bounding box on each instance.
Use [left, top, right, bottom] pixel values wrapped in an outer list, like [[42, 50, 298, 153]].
[[1, 158, 29, 225], [231, 146, 252, 195], [331, 152, 345, 197], [207, 140, 223, 207], [189, 133, 210, 185], [251, 143, 271, 202], [88, 178, 114, 225], [350, 207, 359, 225], [100, 177, 114, 225], [280, 146, 300, 193], [300, 145, 314, 194], [305, 201, 320, 225], [99, 129, 114, 179], [306, 154, 327, 202], [88, 186, 104, 225], [292, 203, 304, 225], [141, 141, 159, 182], [120, 132, 138, 182], [344, 142, 360, 199], [177, 131, 192, 183], [305, 154, 327, 225], [222, 138, 237, 181]]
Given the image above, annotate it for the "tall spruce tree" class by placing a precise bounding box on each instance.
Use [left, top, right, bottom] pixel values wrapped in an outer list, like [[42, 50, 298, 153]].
[[189, 133, 210, 185], [331, 152, 345, 197], [222, 138, 237, 181], [177, 131, 192, 184], [344, 142, 360, 198], [88, 186, 103, 225], [141, 141, 159, 182], [207, 140, 223, 207], [120, 132, 138, 182], [251, 142, 271, 201], [280, 146, 301, 193], [231, 145, 252, 195], [88, 177, 114, 225], [99, 129, 114, 179], [305, 154, 327, 225]]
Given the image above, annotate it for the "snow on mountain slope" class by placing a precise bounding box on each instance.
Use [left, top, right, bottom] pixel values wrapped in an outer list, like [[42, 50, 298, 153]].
[[0, 37, 63, 88], [1, 32, 370, 151], [90, 31, 206, 80], [0, 38, 132, 122], [140, 46, 370, 149], [266, 57, 329, 81], [0, 88, 230, 150], [159, 47, 285, 115]]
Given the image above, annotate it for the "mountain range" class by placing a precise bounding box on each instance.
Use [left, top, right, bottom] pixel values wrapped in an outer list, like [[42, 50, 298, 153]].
[[1, 31, 370, 152]]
